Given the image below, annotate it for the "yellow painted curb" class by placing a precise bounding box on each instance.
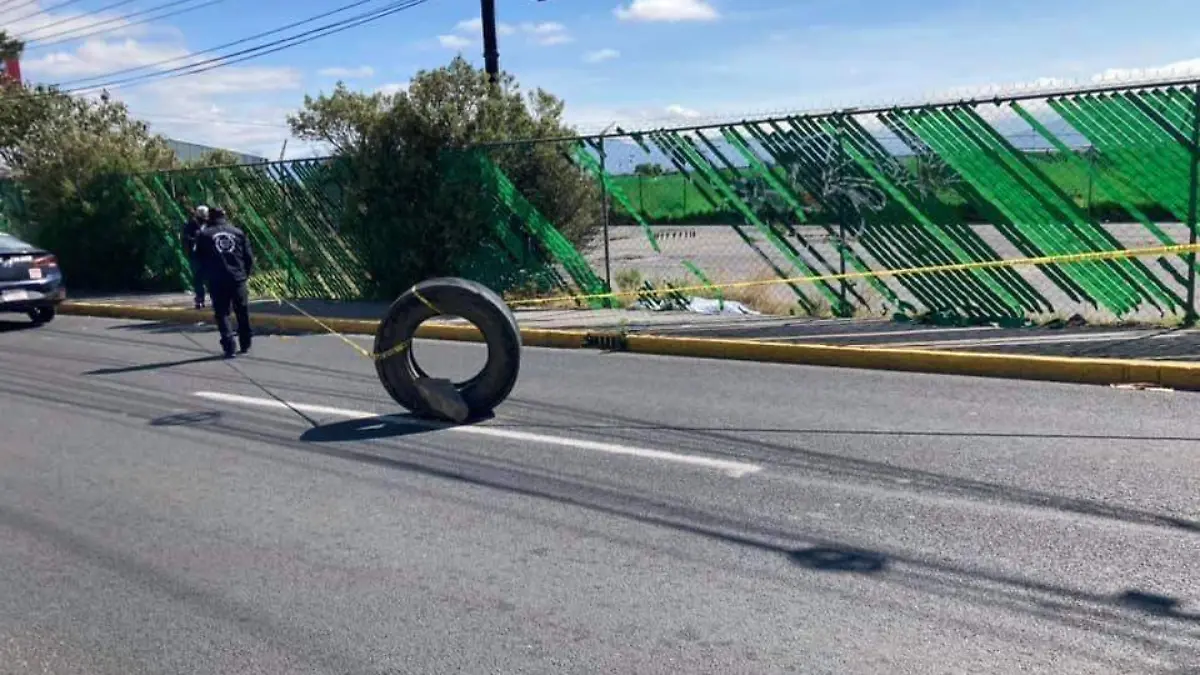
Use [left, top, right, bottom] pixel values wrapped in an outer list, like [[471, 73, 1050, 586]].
[[622, 334, 1200, 390], [59, 301, 1200, 390]]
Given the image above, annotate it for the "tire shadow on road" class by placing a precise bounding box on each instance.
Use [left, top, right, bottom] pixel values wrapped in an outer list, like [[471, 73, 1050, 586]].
[[298, 413, 488, 443]]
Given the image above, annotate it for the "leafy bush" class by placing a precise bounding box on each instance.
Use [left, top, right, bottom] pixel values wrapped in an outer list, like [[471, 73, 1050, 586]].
[[288, 57, 602, 298]]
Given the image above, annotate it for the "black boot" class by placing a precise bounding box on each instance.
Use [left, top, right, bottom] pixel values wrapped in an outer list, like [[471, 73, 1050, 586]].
[[220, 338, 236, 359]]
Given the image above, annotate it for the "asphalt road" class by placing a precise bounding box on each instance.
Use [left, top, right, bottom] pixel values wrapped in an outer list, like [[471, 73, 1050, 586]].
[[1, 314, 1199, 674]]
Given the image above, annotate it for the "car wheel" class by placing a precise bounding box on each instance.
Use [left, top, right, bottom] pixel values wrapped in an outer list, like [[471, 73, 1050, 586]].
[[29, 306, 55, 325]]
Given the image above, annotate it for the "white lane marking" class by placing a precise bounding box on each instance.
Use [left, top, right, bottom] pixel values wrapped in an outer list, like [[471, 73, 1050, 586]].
[[192, 391, 762, 478]]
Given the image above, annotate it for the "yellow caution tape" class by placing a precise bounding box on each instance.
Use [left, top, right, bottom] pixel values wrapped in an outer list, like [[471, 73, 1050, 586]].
[[268, 285, 442, 363], [506, 242, 1200, 308]]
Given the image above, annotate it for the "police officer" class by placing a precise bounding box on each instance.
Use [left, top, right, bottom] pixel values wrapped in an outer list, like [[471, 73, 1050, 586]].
[[181, 204, 209, 309], [194, 207, 255, 358]]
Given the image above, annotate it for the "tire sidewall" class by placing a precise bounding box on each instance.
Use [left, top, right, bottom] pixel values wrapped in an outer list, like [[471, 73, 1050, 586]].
[[374, 278, 521, 419]]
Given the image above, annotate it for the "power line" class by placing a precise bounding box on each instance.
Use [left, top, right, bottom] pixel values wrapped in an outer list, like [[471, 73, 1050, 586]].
[[11, 0, 139, 40], [25, 0, 226, 48], [0, 0, 43, 16], [25, 0, 227, 50], [0, 0, 89, 23], [65, 0, 432, 93], [54, 0, 386, 87]]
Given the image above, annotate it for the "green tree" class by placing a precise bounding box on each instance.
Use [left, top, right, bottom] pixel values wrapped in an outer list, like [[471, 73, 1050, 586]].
[[0, 33, 22, 61], [185, 148, 248, 168], [633, 162, 664, 177], [288, 58, 601, 296], [0, 33, 182, 289]]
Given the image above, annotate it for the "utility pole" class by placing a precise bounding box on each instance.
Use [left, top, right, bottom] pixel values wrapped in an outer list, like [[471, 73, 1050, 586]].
[[480, 0, 500, 86]]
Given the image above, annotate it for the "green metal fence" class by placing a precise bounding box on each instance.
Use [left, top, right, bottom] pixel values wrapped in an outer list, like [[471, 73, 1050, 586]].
[[0, 76, 1197, 324], [530, 77, 1200, 323]]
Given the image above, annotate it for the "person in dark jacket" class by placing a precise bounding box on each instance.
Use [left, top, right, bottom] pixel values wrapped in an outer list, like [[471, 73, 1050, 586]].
[[194, 207, 254, 357], [181, 204, 209, 309]]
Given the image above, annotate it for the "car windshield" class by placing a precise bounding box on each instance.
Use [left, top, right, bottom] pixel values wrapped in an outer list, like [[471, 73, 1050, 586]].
[[0, 233, 36, 254]]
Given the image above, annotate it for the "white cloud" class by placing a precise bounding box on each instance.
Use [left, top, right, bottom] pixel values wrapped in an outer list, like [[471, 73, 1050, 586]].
[[376, 82, 408, 96], [148, 66, 302, 96], [437, 34, 472, 49], [931, 58, 1200, 102], [614, 0, 719, 23], [584, 48, 620, 64], [536, 33, 573, 46], [97, 85, 303, 158], [445, 18, 570, 48], [664, 104, 700, 119], [523, 21, 567, 34], [520, 22, 572, 46], [3, 4, 312, 159], [1, 2, 145, 43], [455, 17, 516, 35], [24, 39, 189, 79], [317, 65, 375, 78], [1091, 58, 1200, 82], [20, 39, 302, 156], [21, 36, 299, 97], [564, 103, 714, 133]]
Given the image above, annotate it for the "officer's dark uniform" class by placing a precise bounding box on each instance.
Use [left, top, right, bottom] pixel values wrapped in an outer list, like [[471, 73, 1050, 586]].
[[194, 208, 254, 357], [181, 212, 207, 309]]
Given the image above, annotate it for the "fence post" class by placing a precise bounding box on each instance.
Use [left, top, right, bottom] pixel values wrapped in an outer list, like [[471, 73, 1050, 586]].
[[834, 115, 849, 316], [280, 174, 297, 298], [599, 136, 613, 304], [1187, 86, 1200, 326]]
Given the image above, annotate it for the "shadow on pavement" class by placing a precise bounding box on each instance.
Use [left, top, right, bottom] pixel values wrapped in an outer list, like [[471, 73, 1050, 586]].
[[508, 398, 1200, 535], [301, 415, 441, 443], [0, 318, 35, 333], [788, 547, 889, 573], [300, 412, 495, 443], [267, 413, 1200, 655], [107, 320, 316, 338], [149, 411, 224, 427], [108, 320, 215, 335], [86, 355, 225, 375], [1119, 591, 1200, 621], [481, 421, 1200, 444]]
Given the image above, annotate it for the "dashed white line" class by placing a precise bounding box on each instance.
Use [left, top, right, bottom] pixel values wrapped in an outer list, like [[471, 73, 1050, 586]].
[[192, 391, 762, 478]]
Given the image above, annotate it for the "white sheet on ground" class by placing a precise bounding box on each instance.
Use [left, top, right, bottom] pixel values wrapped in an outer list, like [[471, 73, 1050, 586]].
[[634, 296, 760, 315]]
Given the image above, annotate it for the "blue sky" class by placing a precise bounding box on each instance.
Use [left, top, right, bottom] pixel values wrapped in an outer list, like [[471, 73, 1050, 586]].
[[9, 0, 1200, 158]]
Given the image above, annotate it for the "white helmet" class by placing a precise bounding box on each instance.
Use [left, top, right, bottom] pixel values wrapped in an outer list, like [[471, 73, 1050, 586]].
[[195, 204, 209, 220]]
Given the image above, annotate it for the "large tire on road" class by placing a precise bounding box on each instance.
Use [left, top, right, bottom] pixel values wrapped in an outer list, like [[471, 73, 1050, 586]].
[[374, 277, 521, 421]]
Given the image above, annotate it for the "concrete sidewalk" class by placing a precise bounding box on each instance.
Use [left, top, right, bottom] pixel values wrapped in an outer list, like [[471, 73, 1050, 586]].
[[68, 291, 806, 333]]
